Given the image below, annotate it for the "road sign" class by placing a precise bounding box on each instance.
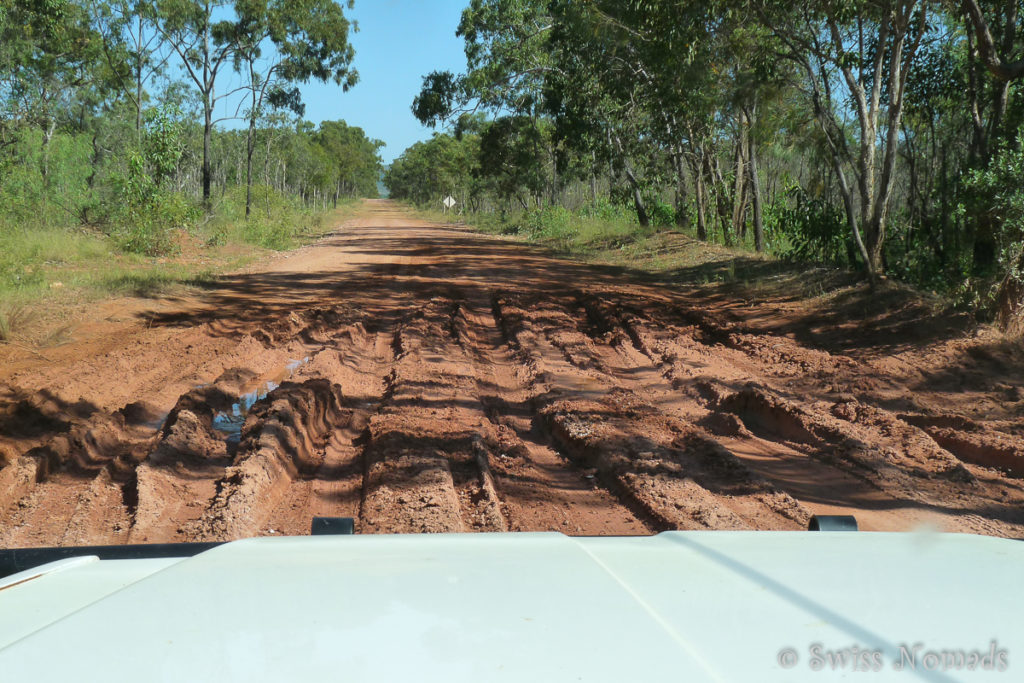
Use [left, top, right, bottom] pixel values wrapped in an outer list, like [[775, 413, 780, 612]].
[[443, 195, 457, 211]]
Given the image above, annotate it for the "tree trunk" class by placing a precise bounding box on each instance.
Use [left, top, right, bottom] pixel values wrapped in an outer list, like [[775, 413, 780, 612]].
[[202, 105, 213, 206], [201, 20, 213, 207], [245, 116, 255, 219], [731, 109, 749, 240], [746, 104, 765, 252], [995, 250, 1024, 336], [708, 154, 731, 244], [623, 166, 649, 227], [550, 149, 558, 206], [40, 119, 56, 189], [748, 131, 765, 253], [672, 149, 690, 229], [87, 133, 100, 190], [136, 15, 144, 137], [692, 156, 708, 241]]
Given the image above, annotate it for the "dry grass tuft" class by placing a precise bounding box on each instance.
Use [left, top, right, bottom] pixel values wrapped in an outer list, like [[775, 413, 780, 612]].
[[0, 304, 35, 343]]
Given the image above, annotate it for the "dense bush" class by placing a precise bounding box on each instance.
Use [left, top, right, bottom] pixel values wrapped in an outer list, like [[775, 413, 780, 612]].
[[207, 185, 327, 250], [646, 199, 675, 227], [578, 199, 639, 225], [770, 186, 850, 266], [103, 108, 191, 255]]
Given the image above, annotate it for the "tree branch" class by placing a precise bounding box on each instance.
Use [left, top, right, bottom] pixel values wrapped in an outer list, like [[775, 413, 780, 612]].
[[961, 0, 1024, 80]]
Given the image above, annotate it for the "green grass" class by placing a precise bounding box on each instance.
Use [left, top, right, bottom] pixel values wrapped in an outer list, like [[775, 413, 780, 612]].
[[417, 203, 656, 254], [98, 267, 219, 298], [200, 187, 359, 251], [0, 227, 113, 294], [0, 194, 357, 346]]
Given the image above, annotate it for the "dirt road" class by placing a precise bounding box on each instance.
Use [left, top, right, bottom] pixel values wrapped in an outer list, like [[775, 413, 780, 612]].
[[2, 200, 1023, 546]]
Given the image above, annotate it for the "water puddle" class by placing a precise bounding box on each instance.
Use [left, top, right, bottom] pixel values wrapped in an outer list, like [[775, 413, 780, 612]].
[[141, 357, 312, 447], [210, 381, 280, 441], [210, 356, 311, 447]]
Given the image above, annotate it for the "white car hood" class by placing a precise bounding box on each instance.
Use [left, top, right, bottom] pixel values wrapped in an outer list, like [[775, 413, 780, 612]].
[[0, 531, 1018, 681]]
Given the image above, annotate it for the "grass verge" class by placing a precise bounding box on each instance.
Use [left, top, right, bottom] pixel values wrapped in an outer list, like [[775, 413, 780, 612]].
[[0, 196, 360, 347]]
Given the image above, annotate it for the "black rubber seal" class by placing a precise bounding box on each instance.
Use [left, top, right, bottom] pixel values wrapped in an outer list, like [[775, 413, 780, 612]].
[[0, 542, 222, 580], [310, 517, 355, 535], [808, 515, 859, 531]]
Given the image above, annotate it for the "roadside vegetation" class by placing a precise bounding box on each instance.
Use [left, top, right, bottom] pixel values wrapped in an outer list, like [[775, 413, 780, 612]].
[[389, 0, 1024, 335], [0, 0, 381, 344]]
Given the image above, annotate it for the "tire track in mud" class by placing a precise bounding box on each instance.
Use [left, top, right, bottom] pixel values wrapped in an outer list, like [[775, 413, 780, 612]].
[[250, 326, 395, 537], [356, 299, 506, 533], [0, 398, 155, 547], [135, 316, 397, 542], [492, 293, 809, 531], [460, 293, 650, 535], [0, 308, 354, 545], [606, 303, 1024, 534]]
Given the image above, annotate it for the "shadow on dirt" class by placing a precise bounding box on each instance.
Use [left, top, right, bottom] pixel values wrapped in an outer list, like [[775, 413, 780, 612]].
[[132, 223, 984, 360]]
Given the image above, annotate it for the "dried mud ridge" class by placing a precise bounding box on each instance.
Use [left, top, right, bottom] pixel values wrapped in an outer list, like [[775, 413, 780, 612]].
[[2, 206, 1024, 545]]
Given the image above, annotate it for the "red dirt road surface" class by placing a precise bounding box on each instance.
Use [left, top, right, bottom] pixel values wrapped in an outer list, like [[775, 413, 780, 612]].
[[2, 200, 1023, 546]]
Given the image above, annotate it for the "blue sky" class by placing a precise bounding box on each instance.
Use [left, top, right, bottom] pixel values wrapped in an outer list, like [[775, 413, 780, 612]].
[[299, 0, 469, 164]]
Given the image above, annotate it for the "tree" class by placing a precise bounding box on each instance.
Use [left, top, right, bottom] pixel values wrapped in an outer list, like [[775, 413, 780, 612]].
[[758, 1, 928, 279], [232, 0, 357, 217], [93, 0, 170, 135], [316, 120, 383, 202], [385, 133, 477, 207], [962, 0, 1024, 80], [154, 0, 246, 206], [0, 0, 105, 181]]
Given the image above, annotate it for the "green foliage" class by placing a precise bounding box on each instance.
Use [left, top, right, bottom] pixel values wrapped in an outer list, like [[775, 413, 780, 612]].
[[207, 184, 325, 251], [140, 106, 187, 186], [770, 187, 850, 266], [316, 120, 384, 198], [646, 199, 676, 228], [477, 116, 550, 204], [114, 183, 198, 256], [491, 203, 654, 252], [578, 199, 638, 225], [513, 206, 573, 239], [386, 133, 478, 206], [412, 71, 462, 128], [961, 138, 1024, 301], [110, 105, 194, 255]]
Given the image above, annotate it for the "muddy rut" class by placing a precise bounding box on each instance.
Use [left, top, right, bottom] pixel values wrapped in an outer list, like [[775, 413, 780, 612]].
[[2, 200, 1024, 546]]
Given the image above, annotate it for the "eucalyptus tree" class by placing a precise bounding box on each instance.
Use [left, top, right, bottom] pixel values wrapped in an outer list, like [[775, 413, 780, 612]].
[[315, 120, 383, 202], [93, 0, 170, 135], [756, 0, 928, 279], [961, 0, 1024, 81], [231, 0, 357, 217], [414, 0, 556, 127], [153, 0, 249, 206], [385, 133, 478, 207], [414, 0, 565, 208], [0, 0, 105, 179], [546, 0, 706, 227], [954, 0, 1024, 330], [954, 0, 1024, 294]]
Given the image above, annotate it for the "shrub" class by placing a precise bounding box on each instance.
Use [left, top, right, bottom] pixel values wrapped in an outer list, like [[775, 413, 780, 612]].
[[579, 199, 638, 224], [771, 185, 849, 265], [647, 199, 675, 227], [204, 185, 324, 251], [113, 181, 198, 256]]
